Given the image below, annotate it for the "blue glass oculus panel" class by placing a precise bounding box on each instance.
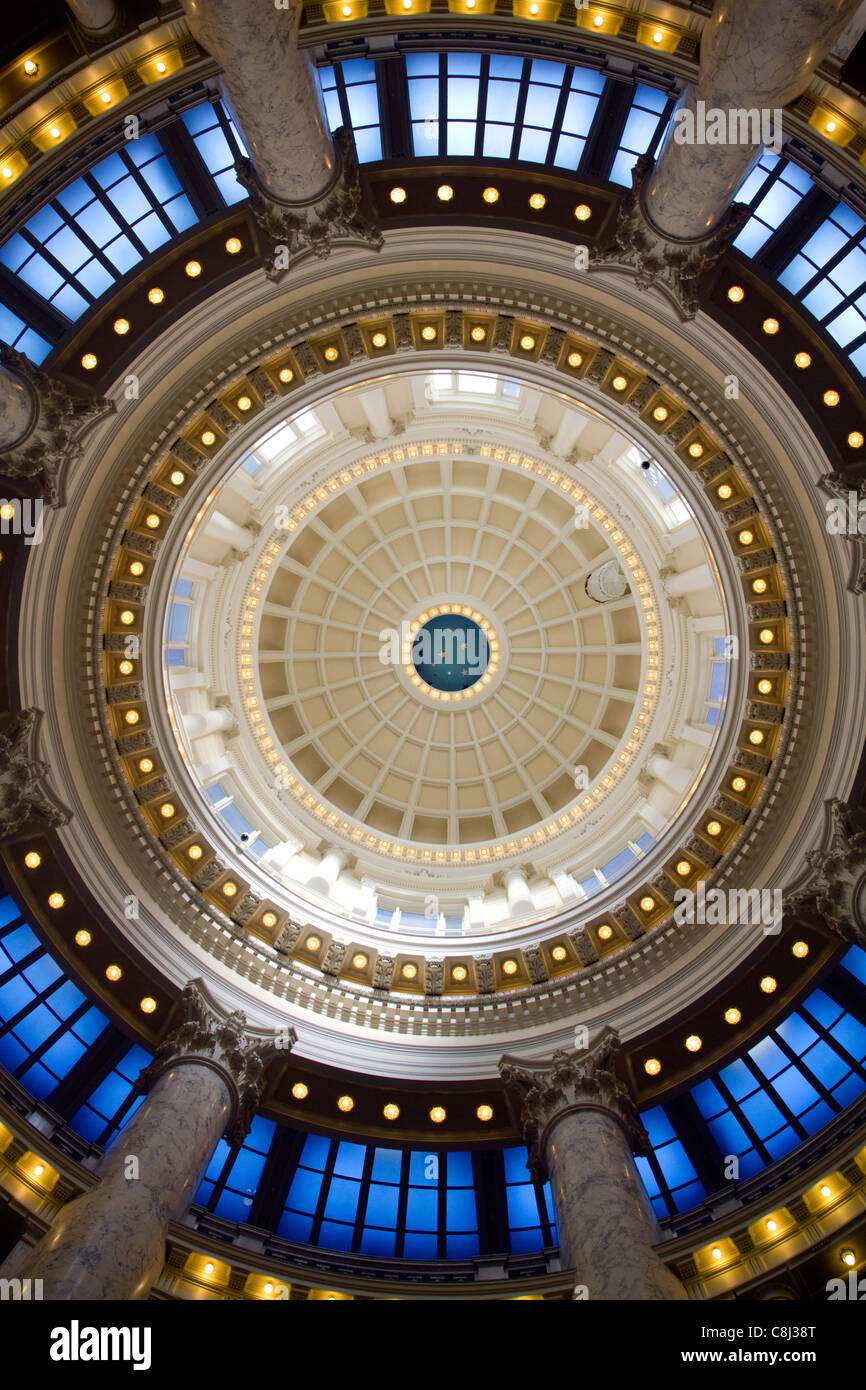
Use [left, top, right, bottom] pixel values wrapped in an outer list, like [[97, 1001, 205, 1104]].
[[609, 84, 670, 187], [412, 614, 489, 691]]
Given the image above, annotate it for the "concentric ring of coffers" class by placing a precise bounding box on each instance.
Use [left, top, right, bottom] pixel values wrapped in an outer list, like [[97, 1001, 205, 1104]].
[[96, 306, 792, 991]]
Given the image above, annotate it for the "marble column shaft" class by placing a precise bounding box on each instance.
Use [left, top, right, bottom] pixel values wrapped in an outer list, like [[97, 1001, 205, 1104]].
[[20, 1062, 231, 1300], [0, 366, 36, 453], [181, 0, 337, 204], [17, 980, 290, 1300], [66, 0, 119, 36], [646, 0, 863, 241], [500, 1028, 687, 1301], [544, 1105, 685, 1300]]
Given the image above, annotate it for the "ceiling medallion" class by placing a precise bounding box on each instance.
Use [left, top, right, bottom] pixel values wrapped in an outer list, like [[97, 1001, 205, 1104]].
[[403, 606, 497, 700]]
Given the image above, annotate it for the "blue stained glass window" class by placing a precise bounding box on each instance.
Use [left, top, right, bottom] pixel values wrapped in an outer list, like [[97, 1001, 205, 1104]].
[[318, 59, 382, 164], [365, 1182, 400, 1226], [372, 1147, 402, 1182], [285, 1165, 323, 1214], [610, 84, 669, 187], [733, 155, 813, 258], [181, 102, 248, 205], [406, 1186, 438, 1231], [841, 945, 866, 985]]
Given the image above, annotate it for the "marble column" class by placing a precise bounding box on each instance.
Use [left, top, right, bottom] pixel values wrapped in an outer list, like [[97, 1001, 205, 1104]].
[[585, 559, 628, 604], [17, 981, 293, 1300], [307, 845, 345, 896], [504, 869, 534, 917], [179, 0, 381, 276], [206, 509, 256, 552], [645, 0, 862, 243], [184, 706, 234, 740], [499, 1028, 687, 1300], [181, 0, 335, 204], [0, 344, 112, 505], [597, 0, 862, 316], [66, 0, 119, 38], [0, 367, 37, 453]]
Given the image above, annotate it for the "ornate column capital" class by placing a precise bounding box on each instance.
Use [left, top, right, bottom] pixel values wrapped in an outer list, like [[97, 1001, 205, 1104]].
[[592, 153, 749, 321], [137, 980, 293, 1144], [240, 128, 383, 281], [0, 345, 113, 506], [783, 799, 866, 949], [499, 1026, 648, 1181], [0, 708, 71, 840]]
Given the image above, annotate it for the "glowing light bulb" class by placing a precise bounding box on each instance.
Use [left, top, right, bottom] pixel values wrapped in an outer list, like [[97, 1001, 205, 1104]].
[[437, 184, 454, 201], [24, 851, 41, 869], [225, 237, 242, 254], [140, 996, 157, 1013], [528, 192, 546, 209], [794, 351, 811, 369], [75, 929, 91, 947], [482, 186, 499, 203], [113, 318, 130, 335], [147, 287, 164, 304], [389, 186, 407, 204], [292, 1082, 308, 1099], [727, 285, 744, 302], [383, 1102, 400, 1120], [644, 1058, 661, 1076], [429, 1105, 446, 1123], [476, 1104, 493, 1122], [81, 353, 98, 370], [724, 1007, 741, 1025]]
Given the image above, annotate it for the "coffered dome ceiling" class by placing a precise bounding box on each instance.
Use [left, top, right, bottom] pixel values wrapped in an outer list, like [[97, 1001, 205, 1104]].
[[15, 227, 866, 1075]]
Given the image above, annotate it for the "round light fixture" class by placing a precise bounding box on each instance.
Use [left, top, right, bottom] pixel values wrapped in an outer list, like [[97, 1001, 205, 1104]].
[[452, 965, 468, 981], [760, 975, 777, 993], [113, 318, 130, 336], [24, 851, 41, 869], [225, 236, 242, 254], [792, 940, 809, 958], [794, 351, 811, 369], [337, 1095, 354, 1112], [685, 1035, 702, 1052], [731, 776, 747, 793], [278, 366, 294, 383], [727, 285, 744, 302], [421, 325, 437, 341], [81, 353, 98, 371], [184, 260, 202, 278], [389, 186, 407, 204], [528, 192, 546, 210], [644, 1058, 661, 1076], [676, 861, 691, 877], [724, 1007, 741, 1025], [75, 929, 91, 947], [383, 1103, 400, 1120], [262, 912, 278, 928], [306, 934, 321, 951], [824, 389, 840, 407], [437, 184, 454, 201], [482, 187, 499, 203], [105, 964, 122, 981], [848, 432, 864, 448], [371, 331, 388, 348], [352, 952, 368, 970], [567, 351, 583, 368], [292, 1082, 309, 1100], [147, 287, 164, 305], [574, 204, 591, 221], [140, 996, 157, 1013], [551, 945, 567, 961], [429, 1105, 446, 1123], [611, 374, 628, 391], [476, 1104, 494, 1122], [762, 317, 779, 335]]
